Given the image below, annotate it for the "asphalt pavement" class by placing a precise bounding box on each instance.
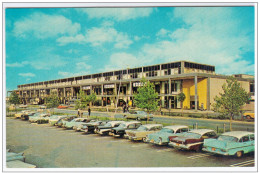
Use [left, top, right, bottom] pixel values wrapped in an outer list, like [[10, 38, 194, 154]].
[[6, 118, 255, 168]]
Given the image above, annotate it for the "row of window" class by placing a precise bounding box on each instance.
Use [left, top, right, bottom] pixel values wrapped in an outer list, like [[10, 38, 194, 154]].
[[184, 62, 215, 71]]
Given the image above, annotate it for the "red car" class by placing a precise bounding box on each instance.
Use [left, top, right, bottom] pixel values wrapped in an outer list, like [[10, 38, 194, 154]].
[[57, 105, 68, 109], [168, 129, 217, 151]]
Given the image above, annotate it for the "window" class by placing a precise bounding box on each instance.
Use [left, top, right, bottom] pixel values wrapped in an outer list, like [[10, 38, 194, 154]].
[[249, 135, 254, 141], [240, 136, 250, 142], [181, 128, 189, 133], [128, 124, 136, 129]]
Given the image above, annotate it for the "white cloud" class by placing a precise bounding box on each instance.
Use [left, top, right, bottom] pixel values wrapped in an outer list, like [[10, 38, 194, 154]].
[[58, 71, 89, 78], [13, 13, 81, 39], [103, 8, 254, 75], [57, 26, 132, 48], [156, 28, 170, 38], [6, 61, 29, 67], [77, 8, 154, 21], [76, 62, 91, 70], [104, 52, 141, 71], [18, 73, 35, 77]]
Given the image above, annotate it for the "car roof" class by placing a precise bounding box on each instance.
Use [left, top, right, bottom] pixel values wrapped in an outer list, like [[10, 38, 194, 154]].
[[122, 121, 141, 125], [143, 124, 163, 128], [108, 121, 125, 125], [163, 125, 189, 131], [189, 129, 215, 135], [221, 131, 254, 139]]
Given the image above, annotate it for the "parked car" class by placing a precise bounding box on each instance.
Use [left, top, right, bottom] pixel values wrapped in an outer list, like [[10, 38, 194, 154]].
[[124, 111, 153, 121], [64, 118, 92, 129], [15, 110, 31, 119], [73, 119, 96, 131], [95, 121, 125, 135], [168, 129, 217, 151], [145, 125, 189, 145], [243, 111, 255, 120], [21, 112, 36, 121], [78, 121, 108, 133], [28, 113, 50, 123], [126, 124, 163, 141], [202, 131, 254, 157], [48, 115, 68, 126], [111, 121, 142, 137], [56, 116, 77, 127]]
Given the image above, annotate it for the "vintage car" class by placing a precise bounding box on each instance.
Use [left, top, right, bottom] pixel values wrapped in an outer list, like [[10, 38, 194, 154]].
[[56, 116, 77, 127], [146, 125, 189, 145], [21, 112, 36, 121], [243, 111, 255, 120], [78, 121, 108, 133], [28, 113, 50, 123], [111, 121, 142, 137], [73, 119, 96, 131], [48, 115, 69, 126], [95, 121, 125, 135], [168, 129, 217, 151], [14, 110, 31, 119], [126, 124, 163, 141], [124, 111, 153, 121], [64, 118, 92, 129], [202, 131, 254, 157]]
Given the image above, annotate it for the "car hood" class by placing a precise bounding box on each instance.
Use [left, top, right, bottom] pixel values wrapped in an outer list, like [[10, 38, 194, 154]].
[[112, 127, 125, 131], [97, 126, 113, 129]]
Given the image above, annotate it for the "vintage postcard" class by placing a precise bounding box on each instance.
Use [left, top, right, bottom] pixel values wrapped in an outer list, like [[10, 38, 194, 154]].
[[3, 2, 257, 172]]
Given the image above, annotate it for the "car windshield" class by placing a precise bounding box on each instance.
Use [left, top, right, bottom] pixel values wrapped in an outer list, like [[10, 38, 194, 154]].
[[136, 111, 147, 115], [218, 135, 238, 142], [118, 123, 126, 128], [137, 126, 148, 131], [182, 132, 201, 139], [104, 123, 112, 127], [160, 128, 173, 133]]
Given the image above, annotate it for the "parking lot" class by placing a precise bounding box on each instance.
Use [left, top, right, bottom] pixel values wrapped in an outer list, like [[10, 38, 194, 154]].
[[6, 118, 255, 168]]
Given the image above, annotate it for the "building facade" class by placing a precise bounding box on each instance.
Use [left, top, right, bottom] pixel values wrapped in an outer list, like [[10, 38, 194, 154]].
[[14, 61, 254, 111]]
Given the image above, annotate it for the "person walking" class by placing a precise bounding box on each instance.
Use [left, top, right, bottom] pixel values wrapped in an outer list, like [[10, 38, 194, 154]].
[[77, 108, 80, 118], [88, 107, 91, 117]]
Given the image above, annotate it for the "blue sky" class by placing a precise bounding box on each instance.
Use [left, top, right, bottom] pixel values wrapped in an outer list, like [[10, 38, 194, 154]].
[[5, 7, 255, 91]]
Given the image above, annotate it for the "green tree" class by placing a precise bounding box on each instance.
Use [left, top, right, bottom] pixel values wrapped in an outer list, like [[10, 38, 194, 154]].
[[45, 92, 60, 111], [87, 91, 97, 108], [134, 78, 159, 121], [177, 92, 186, 116], [75, 90, 88, 109], [213, 77, 250, 131], [9, 91, 20, 105]]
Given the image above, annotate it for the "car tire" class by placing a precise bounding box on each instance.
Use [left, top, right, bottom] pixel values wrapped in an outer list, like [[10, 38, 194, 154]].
[[236, 151, 243, 158], [246, 115, 251, 120], [142, 137, 146, 142]]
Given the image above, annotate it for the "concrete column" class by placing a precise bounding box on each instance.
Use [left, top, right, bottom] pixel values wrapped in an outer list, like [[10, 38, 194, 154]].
[[181, 61, 185, 74], [168, 96, 171, 110], [101, 85, 104, 96], [71, 87, 74, 98], [129, 81, 132, 95], [34, 90, 36, 98], [90, 85, 92, 94], [63, 88, 66, 104], [207, 77, 210, 111], [114, 83, 117, 95], [194, 76, 198, 111], [168, 78, 171, 95]]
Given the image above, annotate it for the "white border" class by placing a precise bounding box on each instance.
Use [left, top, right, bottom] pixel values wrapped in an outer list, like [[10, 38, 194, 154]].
[[2, 2, 258, 172]]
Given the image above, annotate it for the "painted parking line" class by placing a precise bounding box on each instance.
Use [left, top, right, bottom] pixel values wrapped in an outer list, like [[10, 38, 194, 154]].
[[94, 137, 110, 140], [230, 160, 254, 167], [187, 153, 214, 159]]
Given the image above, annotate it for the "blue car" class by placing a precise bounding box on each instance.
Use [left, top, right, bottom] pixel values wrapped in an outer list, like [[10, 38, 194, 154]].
[[202, 131, 254, 157], [145, 125, 189, 145]]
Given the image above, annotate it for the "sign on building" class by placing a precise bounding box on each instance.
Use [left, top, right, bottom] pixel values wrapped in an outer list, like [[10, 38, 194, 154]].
[[104, 84, 115, 89], [133, 82, 144, 87], [82, 86, 91, 90]]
